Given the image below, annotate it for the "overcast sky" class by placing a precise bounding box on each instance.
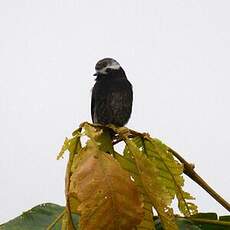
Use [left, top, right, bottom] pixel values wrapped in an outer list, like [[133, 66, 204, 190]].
[[0, 0, 230, 223]]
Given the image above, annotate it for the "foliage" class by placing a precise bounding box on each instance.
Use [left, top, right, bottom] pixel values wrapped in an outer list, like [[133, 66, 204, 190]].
[[69, 146, 144, 229], [0, 203, 76, 230], [58, 123, 198, 229], [1, 203, 230, 230], [1, 122, 229, 229]]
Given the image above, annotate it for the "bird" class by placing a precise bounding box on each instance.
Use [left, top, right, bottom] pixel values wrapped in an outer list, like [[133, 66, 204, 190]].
[[91, 58, 133, 127]]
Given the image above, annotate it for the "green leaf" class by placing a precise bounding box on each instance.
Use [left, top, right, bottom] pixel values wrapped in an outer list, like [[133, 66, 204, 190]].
[[155, 217, 201, 230], [219, 215, 230, 222], [189, 213, 230, 230], [156, 214, 230, 230], [192, 212, 217, 220], [0, 203, 79, 230]]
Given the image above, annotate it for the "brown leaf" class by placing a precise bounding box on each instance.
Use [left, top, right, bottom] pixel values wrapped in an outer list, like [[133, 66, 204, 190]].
[[69, 146, 144, 230]]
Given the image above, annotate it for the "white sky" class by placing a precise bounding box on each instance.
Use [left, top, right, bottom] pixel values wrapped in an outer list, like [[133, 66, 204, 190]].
[[0, 0, 230, 223]]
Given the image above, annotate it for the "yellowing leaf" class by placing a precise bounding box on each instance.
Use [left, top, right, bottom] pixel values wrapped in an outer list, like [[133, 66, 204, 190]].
[[177, 191, 198, 216], [60, 123, 198, 229], [63, 133, 82, 214], [83, 123, 114, 154], [123, 137, 178, 230], [113, 152, 156, 229], [69, 145, 144, 230], [57, 128, 82, 160], [146, 138, 198, 216]]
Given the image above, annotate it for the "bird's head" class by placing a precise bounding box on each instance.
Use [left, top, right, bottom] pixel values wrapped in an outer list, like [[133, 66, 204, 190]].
[[93, 58, 121, 76]]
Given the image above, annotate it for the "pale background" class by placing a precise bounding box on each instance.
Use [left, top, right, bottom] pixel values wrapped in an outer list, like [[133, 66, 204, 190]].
[[0, 0, 230, 223]]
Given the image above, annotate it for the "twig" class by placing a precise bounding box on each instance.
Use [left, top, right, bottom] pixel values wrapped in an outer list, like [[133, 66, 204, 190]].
[[112, 126, 230, 212], [168, 148, 230, 212]]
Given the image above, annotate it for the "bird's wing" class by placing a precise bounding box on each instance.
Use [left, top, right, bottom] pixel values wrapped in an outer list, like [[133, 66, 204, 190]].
[[109, 89, 132, 111], [107, 83, 133, 125]]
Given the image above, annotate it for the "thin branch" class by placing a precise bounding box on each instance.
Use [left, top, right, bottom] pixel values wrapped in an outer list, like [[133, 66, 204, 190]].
[[112, 127, 230, 212], [168, 147, 230, 212], [89, 123, 230, 212]]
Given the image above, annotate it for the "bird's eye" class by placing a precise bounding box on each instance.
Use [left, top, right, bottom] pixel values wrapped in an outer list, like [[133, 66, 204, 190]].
[[106, 68, 112, 73]]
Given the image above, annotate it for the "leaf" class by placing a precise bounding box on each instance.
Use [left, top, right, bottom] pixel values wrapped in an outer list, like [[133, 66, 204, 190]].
[[0, 203, 77, 230], [61, 123, 198, 229], [155, 214, 230, 230], [123, 137, 178, 230], [56, 128, 82, 216], [176, 218, 202, 230], [146, 138, 198, 216], [155, 217, 201, 230], [190, 213, 230, 230], [114, 152, 155, 230], [125, 136, 197, 216], [61, 211, 79, 230], [83, 123, 114, 154], [69, 145, 144, 230], [57, 137, 70, 160], [57, 128, 82, 160], [220, 215, 230, 222]]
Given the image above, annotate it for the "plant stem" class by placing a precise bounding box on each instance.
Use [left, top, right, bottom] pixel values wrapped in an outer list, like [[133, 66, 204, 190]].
[[112, 127, 230, 212], [168, 147, 230, 212], [65, 140, 78, 230]]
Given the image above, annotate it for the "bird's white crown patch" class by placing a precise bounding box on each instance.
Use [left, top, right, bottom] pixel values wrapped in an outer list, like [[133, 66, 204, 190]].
[[95, 58, 120, 75]]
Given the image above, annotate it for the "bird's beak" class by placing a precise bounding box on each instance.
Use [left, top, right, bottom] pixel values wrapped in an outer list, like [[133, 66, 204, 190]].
[[93, 72, 98, 76]]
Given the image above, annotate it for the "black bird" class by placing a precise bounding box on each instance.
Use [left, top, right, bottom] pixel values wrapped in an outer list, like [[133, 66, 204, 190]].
[[91, 58, 133, 127]]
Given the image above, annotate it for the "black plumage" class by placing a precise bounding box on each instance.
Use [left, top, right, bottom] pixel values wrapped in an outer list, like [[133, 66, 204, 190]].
[[91, 58, 133, 127]]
